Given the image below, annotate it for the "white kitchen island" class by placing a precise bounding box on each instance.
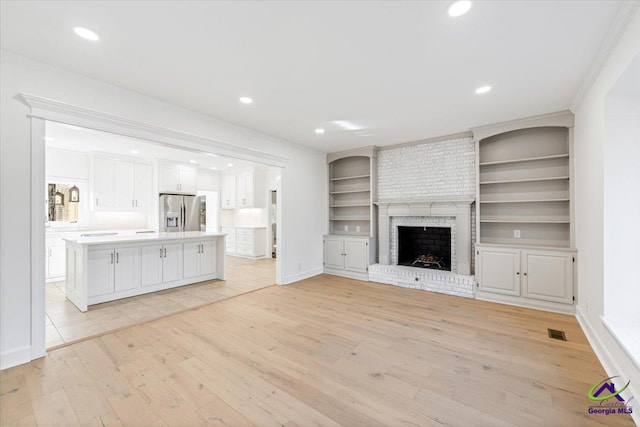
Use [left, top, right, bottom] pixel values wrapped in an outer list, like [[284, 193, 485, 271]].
[[64, 231, 226, 312]]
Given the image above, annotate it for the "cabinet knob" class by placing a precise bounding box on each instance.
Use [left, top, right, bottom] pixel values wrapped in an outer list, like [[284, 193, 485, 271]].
[[524, 272, 527, 276], [516, 272, 520, 275]]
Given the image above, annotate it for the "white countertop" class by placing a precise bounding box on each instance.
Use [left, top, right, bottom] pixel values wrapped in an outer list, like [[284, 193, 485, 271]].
[[65, 231, 226, 246], [220, 225, 267, 229]]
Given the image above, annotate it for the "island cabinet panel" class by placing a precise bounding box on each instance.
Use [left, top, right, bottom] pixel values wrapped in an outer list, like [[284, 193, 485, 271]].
[[65, 232, 226, 312], [141, 244, 163, 287], [184, 240, 216, 278], [87, 249, 115, 297]]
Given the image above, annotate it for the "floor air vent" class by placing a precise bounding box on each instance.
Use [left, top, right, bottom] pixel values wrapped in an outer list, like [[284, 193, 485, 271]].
[[548, 328, 567, 341]]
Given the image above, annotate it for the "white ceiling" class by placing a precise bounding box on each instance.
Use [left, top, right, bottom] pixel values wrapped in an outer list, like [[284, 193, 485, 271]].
[[46, 121, 256, 172], [0, 1, 623, 152]]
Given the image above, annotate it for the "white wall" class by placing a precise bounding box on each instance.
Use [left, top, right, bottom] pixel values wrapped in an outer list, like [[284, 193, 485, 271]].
[[46, 147, 90, 179], [0, 50, 327, 369], [573, 9, 640, 423]]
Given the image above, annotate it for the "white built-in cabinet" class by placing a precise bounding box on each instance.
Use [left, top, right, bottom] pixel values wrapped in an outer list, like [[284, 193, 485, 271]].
[[86, 246, 139, 297], [221, 168, 265, 209], [160, 163, 198, 193], [323, 147, 378, 280], [323, 235, 375, 280], [477, 247, 574, 306], [140, 243, 183, 286], [93, 155, 153, 210], [183, 240, 216, 278], [472, 111, 577, 313]]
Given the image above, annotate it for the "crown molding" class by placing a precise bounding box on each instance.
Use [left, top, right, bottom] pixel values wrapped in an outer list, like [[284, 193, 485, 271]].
[[571, 1, 640, 111], [376, 131, 473, 152], [16, 93, 289, 167]]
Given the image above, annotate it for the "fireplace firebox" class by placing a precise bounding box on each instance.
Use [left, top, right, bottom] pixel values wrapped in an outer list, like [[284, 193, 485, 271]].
[[397, 226, 451, 271]]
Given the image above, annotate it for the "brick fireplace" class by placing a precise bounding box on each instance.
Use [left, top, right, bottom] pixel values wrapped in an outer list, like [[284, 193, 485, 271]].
[[369, 198, 476, 298]]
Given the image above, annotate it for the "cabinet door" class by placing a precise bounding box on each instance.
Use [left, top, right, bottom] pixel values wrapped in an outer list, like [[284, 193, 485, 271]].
[[344, 239, 369, 273], [161, 164, 179, 192], [200, 240, 216, 276], [141, 244, 163, 287], [87, 249, 114, 297], [178, 166, 197, 193], [93, 157, 115, 208], [183, 242, 201, 279], [523, 251, 574, 304], [162, 243, 183, 282], [114, 247, 139, 292], [114, 160, 135, 209], [134, 163, 153, 209], [324, 238, 345, 270], [48, 243, 66, 278], [478, 248, 521, 296], [221, 175, 236, 208], [236, 172, 254, 207]]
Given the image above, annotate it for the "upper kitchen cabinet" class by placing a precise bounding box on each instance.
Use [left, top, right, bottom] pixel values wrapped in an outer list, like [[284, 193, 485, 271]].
[[93, 155, 153, 210], [160, 162, 198, 194], [221, 167, 266, 209]]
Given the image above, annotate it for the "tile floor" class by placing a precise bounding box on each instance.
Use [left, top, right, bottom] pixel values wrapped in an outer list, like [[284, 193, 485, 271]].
[[46, 256, 276, 348]]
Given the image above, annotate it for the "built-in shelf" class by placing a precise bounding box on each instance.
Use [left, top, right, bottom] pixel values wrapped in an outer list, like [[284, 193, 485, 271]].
[[330, 189, 370, 195], [327, 151, 377, 240], [478, 237, 570, 249], [329, 174, 371, 182], [480, 176, 570, 185], [479, 153, 569, 166], [479, 198, 570, 204], [480, 217, 570, 224], [331, 217, 371, 221]]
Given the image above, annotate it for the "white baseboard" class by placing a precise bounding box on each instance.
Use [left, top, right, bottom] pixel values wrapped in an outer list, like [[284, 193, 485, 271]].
[[0, 345, 32, 371], [576, 306, 640, 426], [283, 267, 323, 285]]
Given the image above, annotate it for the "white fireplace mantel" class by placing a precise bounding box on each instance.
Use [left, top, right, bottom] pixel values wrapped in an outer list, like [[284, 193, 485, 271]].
[[374, 197, 475, 275]]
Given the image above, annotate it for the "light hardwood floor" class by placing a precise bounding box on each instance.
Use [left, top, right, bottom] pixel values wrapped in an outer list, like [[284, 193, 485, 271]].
[[46, 256, 276, 347], [2, 274, 634, 426]]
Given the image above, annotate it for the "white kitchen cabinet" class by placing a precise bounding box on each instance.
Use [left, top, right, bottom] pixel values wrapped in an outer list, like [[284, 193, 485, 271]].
[[94, 156, 153, 210], [65, 233, 226, 311], [86, 246, 139, 297], [140, 242, 183, 286], [46, 238, 66, 281], [476, 245, 575, 311], [221, 227, 237, 253], [323, 235, 375, 280], [221, 168, 266, 209], [184, 240, 216, 278], [221, 227, 266, 258], [236, 171, 254, 208], [93, 157, 116, 209], [160, 163, 198, 193], [221, 174, 236, 208]]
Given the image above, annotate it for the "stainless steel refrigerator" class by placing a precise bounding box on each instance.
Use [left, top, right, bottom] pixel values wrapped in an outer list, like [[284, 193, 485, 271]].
[[159, 194, 202, 232]]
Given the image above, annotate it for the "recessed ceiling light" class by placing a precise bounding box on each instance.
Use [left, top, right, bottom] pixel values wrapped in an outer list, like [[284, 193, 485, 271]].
[[315, 128, 325, 135], [131, 150, 140, 154], [448, 1, 472, 17], [73, 27, 100, 41], [227, 163, 234, 167], [475, 85, 492, 94], [189, 159, 197, 164], [239, 97, 253, 104], [210, 166, 217, 170]]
